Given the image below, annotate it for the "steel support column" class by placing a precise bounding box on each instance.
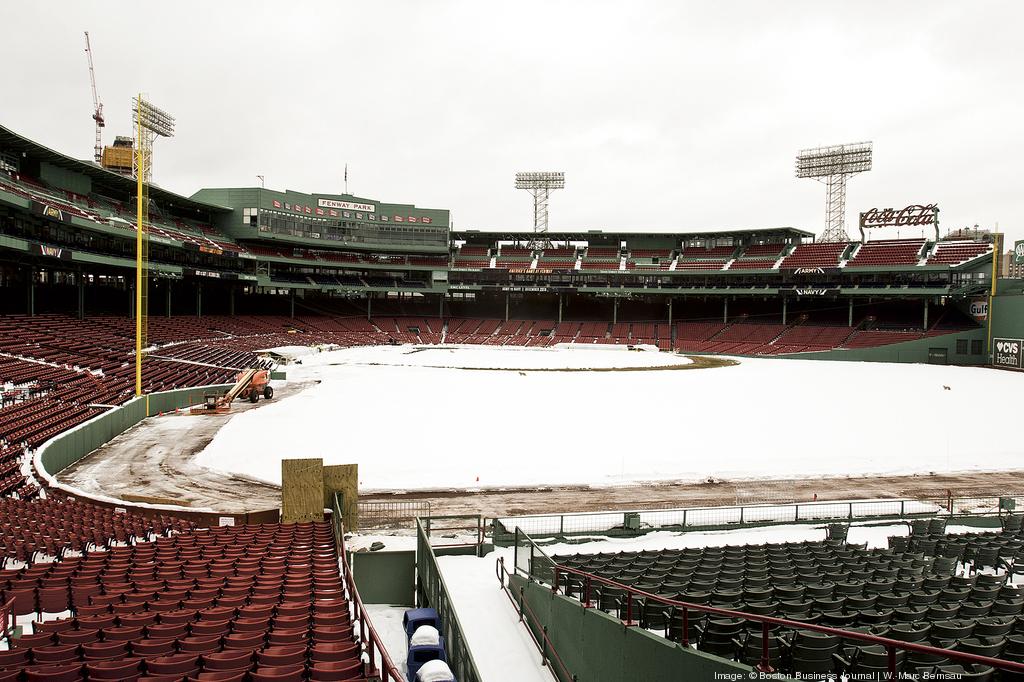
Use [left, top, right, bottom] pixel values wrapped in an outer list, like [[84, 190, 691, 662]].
[[77, 270, 85, 320]]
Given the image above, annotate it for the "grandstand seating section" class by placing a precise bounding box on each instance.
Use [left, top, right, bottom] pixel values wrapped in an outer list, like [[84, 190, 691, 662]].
[[846, 240, 926, 268], [778, 242, 850, 270], [550, 519, 1024, 678], [0, 515, 370, 681], [0, 309, 973, 502], [926, 241, 993, 266], [675, 261, 727, 271], [727, 259, 777, 270], [681, 245, 736, 260]]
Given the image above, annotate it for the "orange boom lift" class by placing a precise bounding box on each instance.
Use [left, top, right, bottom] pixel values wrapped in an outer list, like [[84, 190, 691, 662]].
[[192, 368, 274, 413]]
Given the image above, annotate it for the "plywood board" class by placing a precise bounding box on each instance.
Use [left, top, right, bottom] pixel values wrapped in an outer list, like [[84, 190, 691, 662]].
[[281, 457, 325, 523], [323, 463, 359, 531]]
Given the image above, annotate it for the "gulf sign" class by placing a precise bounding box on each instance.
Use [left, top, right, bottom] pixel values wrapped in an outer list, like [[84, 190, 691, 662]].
[[993, 338, 1024, 370]]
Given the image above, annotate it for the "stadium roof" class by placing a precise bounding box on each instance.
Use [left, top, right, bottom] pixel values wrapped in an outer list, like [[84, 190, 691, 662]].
[[0, 124, 229, 214], [451, 226, 815, 241]]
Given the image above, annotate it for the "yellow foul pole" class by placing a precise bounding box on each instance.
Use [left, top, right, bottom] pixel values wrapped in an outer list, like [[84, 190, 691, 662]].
[[135, 96, 144, 396], [986, 233, 1002, 360]]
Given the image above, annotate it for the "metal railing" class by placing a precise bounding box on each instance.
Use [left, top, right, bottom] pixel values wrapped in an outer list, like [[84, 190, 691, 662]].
[[358, 499, 432, 530], [0, 598, 13, 643], [546, 562, 1024, 678], [421, 513, 486, 553], [494, 497, 940, 542], [416, 517, 483, 682], [496, 556, 576, 682], [330, 493, 404, 682]]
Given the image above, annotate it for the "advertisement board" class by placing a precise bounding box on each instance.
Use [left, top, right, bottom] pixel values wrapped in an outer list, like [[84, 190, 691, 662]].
[[993, 338, 1023, 370]]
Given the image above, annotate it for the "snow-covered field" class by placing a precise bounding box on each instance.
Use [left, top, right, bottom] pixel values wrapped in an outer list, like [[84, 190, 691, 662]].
[[192, 345, 1024, 491]]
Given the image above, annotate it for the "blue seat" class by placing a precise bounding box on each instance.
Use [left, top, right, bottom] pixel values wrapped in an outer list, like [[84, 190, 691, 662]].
[[403, 607, 441, 637], [408, 636, 447, 681]]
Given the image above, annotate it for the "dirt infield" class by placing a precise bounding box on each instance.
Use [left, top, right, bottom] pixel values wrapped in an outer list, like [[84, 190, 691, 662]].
[[361, 470, 1024, 518], [55, 381, 317, 513]]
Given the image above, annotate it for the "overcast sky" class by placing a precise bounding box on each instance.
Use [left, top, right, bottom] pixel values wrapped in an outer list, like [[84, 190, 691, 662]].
[[3, 1, 1022, 244]]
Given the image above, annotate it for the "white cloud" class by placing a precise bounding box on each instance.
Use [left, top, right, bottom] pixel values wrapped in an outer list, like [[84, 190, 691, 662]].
[[2, 0, 1021, 244]]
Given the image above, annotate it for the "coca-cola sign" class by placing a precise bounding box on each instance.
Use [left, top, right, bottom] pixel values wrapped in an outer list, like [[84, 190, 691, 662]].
[[859, 204, 938, 229]]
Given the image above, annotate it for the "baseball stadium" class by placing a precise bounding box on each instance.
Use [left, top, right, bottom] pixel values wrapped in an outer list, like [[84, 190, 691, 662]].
[[2, 15, 1024, 680]]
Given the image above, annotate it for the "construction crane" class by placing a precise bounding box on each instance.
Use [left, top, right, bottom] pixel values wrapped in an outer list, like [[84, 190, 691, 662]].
[[84, 31, 104, 163]]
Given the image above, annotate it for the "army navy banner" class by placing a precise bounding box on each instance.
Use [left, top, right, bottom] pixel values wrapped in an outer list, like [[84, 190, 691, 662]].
[[32, 243, 73, 260], [32, 201, 74, 224]]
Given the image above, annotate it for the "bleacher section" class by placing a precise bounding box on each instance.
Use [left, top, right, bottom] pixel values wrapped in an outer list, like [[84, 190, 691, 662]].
[[779, 242, 850, 270], [549, 519, 1024, 678], [675, 245, 734, 272], [926, 241, 993, 266], [580, 246, 621, 271], [625, 248, 674, 271], [726, 243, 786, 271], [846, 240, 926, 268], [537, 247, 579, 271]]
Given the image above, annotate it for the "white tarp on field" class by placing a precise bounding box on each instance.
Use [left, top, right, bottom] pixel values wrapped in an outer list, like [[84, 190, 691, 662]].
[[193, 345, 1024, 491]]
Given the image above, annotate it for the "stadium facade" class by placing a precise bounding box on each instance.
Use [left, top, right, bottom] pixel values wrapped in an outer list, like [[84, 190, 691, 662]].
[[4, 121, 1024, 681], [1, 123, 1021, 367]]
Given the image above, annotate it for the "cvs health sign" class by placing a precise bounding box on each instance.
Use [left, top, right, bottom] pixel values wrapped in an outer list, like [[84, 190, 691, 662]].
[[993, 338, 1024, 369]]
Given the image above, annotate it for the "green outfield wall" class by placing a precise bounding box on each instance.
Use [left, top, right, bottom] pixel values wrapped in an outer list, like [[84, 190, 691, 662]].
[[35, 384, 280, 525], [783, 327, 986, 365], [509, 575, 773, 682]]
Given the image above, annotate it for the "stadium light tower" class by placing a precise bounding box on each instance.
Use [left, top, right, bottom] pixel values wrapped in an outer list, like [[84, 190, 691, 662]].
[[515, 171, 565, 248], [795, 141, 873, 242], [132, 94, 175, 396]]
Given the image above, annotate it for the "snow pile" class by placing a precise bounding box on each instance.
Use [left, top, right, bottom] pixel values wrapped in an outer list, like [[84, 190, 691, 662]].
[[298, 343, 690, 371], [193, 346, 1024, 491], [410, 625, 440, 646], [436, 553, 554, 682]]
